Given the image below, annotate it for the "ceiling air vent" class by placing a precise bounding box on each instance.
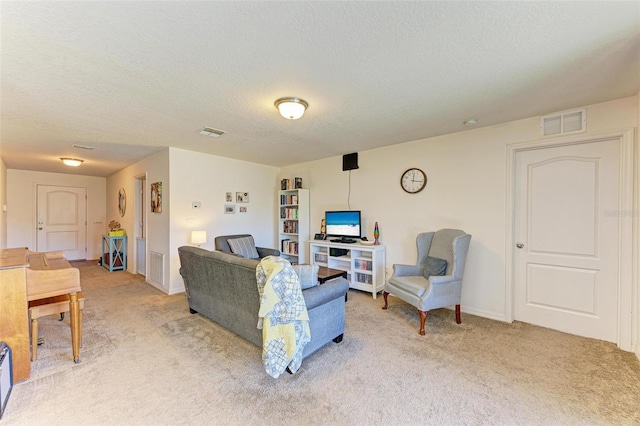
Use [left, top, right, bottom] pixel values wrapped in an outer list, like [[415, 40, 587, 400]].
[[540, 108, 586, 137], [197, 127, 226, 138]]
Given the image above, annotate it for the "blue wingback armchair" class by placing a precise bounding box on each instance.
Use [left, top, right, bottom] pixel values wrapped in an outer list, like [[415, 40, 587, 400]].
[[382, 229, 471, 335]]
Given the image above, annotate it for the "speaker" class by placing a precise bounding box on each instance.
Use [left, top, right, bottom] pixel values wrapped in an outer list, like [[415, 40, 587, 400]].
[[0, 343, 12, 419], [342, 153, 359, 171]]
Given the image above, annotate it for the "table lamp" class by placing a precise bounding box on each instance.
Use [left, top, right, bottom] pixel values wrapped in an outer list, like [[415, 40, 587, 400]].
[[190, 230, 207, 247]]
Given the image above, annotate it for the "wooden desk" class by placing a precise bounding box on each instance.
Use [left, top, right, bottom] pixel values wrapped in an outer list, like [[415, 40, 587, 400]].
[[0, 248, 30, 382]]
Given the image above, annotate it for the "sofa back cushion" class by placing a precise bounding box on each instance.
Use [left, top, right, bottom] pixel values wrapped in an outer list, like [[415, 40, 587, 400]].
[[228, 236, 260, 259], [292, 264, 319, 290]]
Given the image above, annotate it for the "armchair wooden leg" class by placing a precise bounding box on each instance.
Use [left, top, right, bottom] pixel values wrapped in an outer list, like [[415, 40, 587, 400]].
[[382, 291, 389, 310], [418, 310, 427, 335], [455, 304, 461, 324]]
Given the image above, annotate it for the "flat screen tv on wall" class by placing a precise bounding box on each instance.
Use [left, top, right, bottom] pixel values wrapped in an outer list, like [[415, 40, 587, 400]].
[[325, 210, 361, 243]]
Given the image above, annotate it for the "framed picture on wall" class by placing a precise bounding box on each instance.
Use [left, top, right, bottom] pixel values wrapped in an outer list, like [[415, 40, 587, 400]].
[[239, 206, 247, 213], [236, 192, 249, 203], [151, 182, 162, 213], [225, 205, 235, 214], [225, 192, 232, 202]]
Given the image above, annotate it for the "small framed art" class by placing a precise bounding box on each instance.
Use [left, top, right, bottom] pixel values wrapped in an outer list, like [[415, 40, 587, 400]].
[[236, 192, 249, 203]]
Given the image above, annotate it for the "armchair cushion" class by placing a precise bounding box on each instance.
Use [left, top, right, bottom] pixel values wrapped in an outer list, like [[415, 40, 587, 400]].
[[227, 236, 260, 259], [423, 256, 447, 279], [387, 275, 428, 298], [292, 264, 319, 290]]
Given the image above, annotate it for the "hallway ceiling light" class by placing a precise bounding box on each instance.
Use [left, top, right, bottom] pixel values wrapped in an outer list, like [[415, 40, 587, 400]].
[[61, 158, 84, 167], [274, 97, 308, 120]]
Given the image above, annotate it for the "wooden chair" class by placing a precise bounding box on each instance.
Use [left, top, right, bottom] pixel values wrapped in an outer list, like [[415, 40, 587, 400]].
[[28, 292, 85, 361]]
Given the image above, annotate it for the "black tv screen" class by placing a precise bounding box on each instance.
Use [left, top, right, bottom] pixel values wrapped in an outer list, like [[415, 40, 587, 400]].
[[325, 210, 361, 240]]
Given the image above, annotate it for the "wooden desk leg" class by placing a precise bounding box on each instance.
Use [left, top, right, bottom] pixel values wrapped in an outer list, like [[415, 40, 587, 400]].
[[30, 308, 39, 362], [69, 292, 81, 363]]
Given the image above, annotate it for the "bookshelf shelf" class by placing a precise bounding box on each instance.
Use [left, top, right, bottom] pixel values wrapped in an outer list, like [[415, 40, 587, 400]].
[[278, 189, 309, 264]]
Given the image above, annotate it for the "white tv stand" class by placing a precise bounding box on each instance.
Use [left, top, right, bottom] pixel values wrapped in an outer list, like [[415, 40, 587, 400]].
[[309, 240, 386, 299]]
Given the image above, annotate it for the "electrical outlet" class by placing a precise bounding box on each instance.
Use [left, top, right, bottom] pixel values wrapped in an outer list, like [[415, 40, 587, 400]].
[[192, 201, 201, 209], [186, 218, 195, 227]]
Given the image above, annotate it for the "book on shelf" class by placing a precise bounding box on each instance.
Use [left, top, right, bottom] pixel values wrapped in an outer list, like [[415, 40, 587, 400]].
[[280, 179, 292, 190], [280, 239, 298, 255], [279, 194, 298, 205], [280, 207, 299, 219]]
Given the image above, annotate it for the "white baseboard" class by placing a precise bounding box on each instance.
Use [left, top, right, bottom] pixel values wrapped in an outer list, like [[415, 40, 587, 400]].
[[459, 306, 507, 322]]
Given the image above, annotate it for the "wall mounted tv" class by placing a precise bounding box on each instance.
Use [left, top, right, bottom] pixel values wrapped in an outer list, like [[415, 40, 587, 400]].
[[325, 210, 361, 243]]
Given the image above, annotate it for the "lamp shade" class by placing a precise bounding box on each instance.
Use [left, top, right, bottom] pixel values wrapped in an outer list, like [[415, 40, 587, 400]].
[[190, 230, 207, 246], [274, 97, 308, 120]]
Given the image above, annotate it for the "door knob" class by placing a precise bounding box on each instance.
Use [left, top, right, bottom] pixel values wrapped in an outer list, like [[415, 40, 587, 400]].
[[38, 227, 43, 230], [516, 243, 524, 249]]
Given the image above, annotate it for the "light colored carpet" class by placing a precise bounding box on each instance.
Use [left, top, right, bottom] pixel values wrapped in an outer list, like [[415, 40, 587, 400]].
[[4, 263, 640, 425]]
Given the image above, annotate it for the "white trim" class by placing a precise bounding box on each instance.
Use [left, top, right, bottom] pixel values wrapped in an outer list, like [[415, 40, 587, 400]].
[[505, 129, 637, 352], [461, 306, 507, 323]]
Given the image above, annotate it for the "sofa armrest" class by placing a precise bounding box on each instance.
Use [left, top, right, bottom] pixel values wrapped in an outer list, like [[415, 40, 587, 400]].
[[392, 264, 421, 277], [257, 247, 281, 257], [302, 278, 349, 310]]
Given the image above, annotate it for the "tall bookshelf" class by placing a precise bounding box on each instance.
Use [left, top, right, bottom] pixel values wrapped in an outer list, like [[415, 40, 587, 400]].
[[278, 189, 309, 264]]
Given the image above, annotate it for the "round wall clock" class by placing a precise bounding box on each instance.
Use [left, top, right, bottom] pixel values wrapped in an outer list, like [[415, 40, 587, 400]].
[[118, 188, 126, 217], [400, 168, 427, 194]]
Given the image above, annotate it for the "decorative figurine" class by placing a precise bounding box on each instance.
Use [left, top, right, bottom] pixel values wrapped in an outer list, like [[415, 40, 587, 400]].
[[374, 222, 380, 245]]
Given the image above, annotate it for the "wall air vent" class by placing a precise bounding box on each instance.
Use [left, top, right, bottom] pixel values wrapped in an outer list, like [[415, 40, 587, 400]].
[[197, 127, 226, 138], [540, 108, 586, 137]]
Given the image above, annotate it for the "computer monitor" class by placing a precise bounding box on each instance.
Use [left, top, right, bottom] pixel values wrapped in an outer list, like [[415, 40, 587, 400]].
[[325, 210, 361, 243]]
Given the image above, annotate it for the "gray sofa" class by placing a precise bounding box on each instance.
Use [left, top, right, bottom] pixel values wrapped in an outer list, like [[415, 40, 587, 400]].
[[177, 246, 349, 358]]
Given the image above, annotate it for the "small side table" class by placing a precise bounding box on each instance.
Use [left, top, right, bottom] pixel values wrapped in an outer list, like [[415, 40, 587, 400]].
[[317, 267, 349, 301], [102, 235, 127, 272], [317, 267, 348, 283]]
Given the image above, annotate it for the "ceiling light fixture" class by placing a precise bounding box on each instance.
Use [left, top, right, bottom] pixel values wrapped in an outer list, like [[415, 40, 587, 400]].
[[274, 97, 308, 120], [61, 158, 84, 167], [463, 118, 478, 126]]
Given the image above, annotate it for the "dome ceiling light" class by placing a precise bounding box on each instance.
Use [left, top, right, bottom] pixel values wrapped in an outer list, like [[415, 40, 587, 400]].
[[61, 158, 84, 167], [274, 97, 308, 120]]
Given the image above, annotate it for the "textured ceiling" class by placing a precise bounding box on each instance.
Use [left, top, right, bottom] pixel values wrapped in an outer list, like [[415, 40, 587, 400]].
[[1, 1, 639, 177]]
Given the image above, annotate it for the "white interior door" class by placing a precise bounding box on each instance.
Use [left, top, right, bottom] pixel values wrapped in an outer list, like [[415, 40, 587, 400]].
[[514, 139, 620, 342], [36, 185, 87, 260]]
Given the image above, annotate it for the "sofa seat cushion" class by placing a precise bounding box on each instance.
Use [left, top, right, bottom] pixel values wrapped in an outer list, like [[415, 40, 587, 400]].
[[227, 236, 260, 259], [292, 264, 319, 290], [388, 275, 428, 297]]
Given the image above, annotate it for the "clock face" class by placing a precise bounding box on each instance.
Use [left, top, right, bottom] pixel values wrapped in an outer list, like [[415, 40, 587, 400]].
[[400, 168, 427, 194]]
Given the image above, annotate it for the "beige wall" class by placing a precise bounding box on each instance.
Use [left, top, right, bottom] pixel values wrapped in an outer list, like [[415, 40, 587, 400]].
[[280, 96, 638, 326], [637, 91, 640, 360], [6, 169, 107, 259], [0, 158, 6, 249], [107, 147, 279, 295], [107, 149, 170, 290], [168, 147, 279, 294]]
